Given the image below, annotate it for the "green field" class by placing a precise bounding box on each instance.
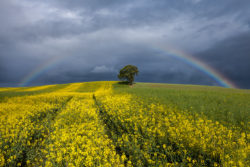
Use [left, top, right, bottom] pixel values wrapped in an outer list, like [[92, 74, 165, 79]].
[[0, 81, 249, 166], [114, 82, 250, 131]]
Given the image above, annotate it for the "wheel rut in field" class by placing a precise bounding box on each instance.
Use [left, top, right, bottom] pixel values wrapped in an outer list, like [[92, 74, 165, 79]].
[[93, 94, 150, 166], [16, 96, 73, 167], [93, 94, 222, 166]]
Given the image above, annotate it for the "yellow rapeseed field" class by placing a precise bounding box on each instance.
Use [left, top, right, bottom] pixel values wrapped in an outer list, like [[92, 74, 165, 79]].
[[0, 81, 249, 166]]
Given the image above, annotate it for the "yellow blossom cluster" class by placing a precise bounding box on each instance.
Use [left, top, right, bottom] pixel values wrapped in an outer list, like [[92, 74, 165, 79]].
[[0, 83, 123, 166], [96, 91, 249, 166], [0, 88, 19, 92], [0, 81, 249, 166], [43, 93, 123, 167], [56, 83, 83, 92], [0, 93, 71, 166], [16, 85, 56, 92], [20, 85, 56, 92]]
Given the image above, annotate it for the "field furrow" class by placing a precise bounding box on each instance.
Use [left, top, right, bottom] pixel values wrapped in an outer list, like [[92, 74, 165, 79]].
[[95, 91, 249, 166], [0, 81, 249, 167], [0, 94, 72, 166], [43, 94, 123, 167]]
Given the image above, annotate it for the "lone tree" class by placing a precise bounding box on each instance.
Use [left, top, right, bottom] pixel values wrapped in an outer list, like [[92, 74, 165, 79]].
[[118, 65, 139, 85]]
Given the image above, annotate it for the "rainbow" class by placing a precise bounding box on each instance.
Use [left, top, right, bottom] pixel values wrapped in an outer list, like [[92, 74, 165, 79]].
[[152, 44, 237, 88], [19, 46, 237, 88], [19, 56, 64, 87]]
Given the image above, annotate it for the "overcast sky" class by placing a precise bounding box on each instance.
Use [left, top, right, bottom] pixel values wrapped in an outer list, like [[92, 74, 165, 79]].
[[0, 0, 250, 88]]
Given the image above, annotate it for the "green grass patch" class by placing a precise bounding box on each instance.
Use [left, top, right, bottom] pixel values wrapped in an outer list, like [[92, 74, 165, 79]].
[[113, 82, 250, 131]]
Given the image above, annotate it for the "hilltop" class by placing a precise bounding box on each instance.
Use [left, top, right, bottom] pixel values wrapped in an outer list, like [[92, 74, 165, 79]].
[[0, 81, 249, 166]]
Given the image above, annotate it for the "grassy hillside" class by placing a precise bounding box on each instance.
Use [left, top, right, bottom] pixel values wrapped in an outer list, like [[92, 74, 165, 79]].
[[0, 81, 249, 166], [114, 82, 250, 131]]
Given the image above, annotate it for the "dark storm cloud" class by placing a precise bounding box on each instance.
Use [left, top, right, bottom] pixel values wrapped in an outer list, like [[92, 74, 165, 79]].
[[0, 0, 250, 88], [196, 32, 250, 88]]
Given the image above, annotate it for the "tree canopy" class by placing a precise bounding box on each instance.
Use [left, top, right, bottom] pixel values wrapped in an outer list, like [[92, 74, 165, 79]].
[[118, 65, 139, 85]]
